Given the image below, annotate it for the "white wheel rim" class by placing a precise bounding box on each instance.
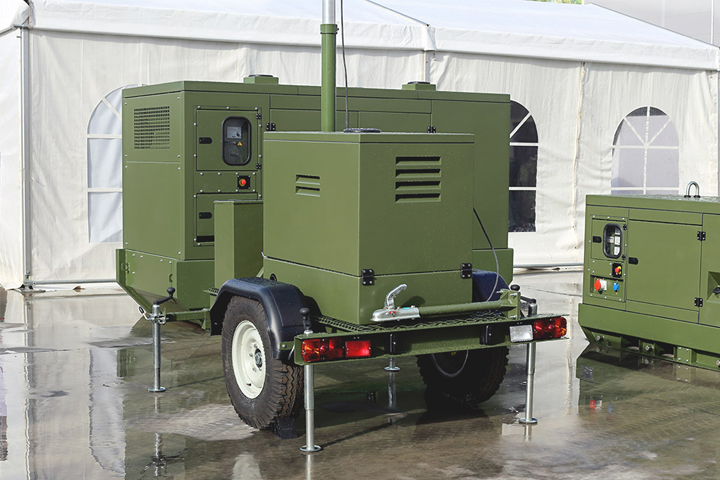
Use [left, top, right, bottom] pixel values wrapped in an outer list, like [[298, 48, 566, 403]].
[[232, 320, 266, 399]]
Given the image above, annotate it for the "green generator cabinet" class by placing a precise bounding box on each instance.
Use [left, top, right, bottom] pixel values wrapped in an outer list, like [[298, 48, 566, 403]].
[[579, 194, 720, 370], [117, 79, 514, 315], [262, 131, 474, 324]]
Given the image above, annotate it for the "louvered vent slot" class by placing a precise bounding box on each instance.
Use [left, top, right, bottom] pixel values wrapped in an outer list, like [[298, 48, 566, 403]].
[[296, 174, 320, 197], [134, 106, 171, 150], [395, 156, 441, 203]]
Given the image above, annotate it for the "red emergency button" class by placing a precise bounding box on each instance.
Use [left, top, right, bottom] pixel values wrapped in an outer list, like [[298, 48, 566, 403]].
[[238, 176, 251, 189], [594, 279, 602, 292]]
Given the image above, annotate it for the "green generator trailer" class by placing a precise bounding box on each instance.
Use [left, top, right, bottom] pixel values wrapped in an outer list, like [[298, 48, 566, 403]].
[[579, 186, 720, 371], [117, 77, 567, 437], [116, 7, 567, 442]]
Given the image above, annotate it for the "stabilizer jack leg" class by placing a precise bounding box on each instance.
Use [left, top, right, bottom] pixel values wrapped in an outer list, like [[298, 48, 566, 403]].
[[300, 364, 322, 453], [384, 357, 400, 372], [146, 287, 175, 393], [299, 308, 322, 453], [519, 342, 538, 425], [149, 305, 165, 393]]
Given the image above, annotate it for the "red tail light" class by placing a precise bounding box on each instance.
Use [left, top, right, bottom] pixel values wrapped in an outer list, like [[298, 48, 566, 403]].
[[301, 338, 373, 362], [345, 340, 372, 358], [533, 317, 567, 340], [301, 337, 344, 362]]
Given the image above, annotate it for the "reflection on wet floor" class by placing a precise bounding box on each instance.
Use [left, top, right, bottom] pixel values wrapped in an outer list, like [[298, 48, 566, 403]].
[[0, 272, 719, 479]]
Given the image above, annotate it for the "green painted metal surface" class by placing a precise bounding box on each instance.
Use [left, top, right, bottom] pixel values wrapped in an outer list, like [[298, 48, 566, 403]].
[[119, 81, 513, 326], [291, 291, 549, 365], [213, 200, 264, 289], [320, 23, 337, 132], [580, 194, 720, 367], [117, 248, 213, 313]]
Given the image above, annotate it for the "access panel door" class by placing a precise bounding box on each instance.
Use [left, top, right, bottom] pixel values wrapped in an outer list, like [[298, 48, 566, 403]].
[[196, 109, 259, 171], [700, 214, 720, 327], [626, 220, 701, 313]]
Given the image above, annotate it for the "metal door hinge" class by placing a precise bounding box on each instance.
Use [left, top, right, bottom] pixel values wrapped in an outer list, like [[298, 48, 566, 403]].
[[695, 297, 703, 307], [427, 126, 436, 133], [361, 269, 375, 286], [697, 231, 706, 241], [255, 113, 262, 119], [256, 163, 262, 170], [461, 263, 473, 279], [266, 123, 276, 131]]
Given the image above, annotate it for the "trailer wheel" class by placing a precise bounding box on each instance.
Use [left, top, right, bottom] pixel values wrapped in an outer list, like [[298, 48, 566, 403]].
[[417, 346, 509, 406], [221, 296, 303, 429]]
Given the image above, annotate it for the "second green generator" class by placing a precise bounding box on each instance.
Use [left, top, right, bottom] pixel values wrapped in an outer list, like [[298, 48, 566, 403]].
[[579, 191, 720, 370]]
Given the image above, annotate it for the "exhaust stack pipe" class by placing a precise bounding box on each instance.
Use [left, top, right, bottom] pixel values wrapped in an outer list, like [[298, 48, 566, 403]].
[[321, 0, 337, 132]]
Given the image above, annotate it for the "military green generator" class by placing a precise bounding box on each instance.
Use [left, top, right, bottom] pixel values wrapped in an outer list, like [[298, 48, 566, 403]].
[[579, 189, 720, 370], [116, 74, 568, 437], [117, 78, 514, 318]]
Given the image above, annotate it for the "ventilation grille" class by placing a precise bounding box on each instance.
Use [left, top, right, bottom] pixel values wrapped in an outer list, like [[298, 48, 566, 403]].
[[395, 156, 441, 203], [296, 174, 320, 197], [134, 106, 171, 150]]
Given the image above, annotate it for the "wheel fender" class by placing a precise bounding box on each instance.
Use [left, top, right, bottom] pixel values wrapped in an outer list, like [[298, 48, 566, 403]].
[[210, 277, 307, 361]]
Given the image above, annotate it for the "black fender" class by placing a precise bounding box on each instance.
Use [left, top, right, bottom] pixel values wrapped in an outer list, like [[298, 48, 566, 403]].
[[210, 277, 307, 361]]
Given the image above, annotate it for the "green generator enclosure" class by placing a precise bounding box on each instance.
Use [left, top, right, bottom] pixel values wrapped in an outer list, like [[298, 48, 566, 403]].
[[579, 194, 720, 370], [263, 131, 474, 324], [117, 79, 513, 315]]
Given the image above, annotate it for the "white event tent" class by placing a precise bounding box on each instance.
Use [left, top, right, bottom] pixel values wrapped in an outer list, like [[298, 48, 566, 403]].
[[0, 0, 718, 288]]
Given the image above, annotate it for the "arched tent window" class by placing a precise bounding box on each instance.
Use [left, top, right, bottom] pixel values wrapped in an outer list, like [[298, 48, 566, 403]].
[[509, 101, 538, 232], [87, 86, 136, 243], [611, 107, 679, 195]]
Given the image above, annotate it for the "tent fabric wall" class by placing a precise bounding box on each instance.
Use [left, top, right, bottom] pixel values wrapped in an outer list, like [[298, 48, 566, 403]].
[[22, 31, 425, 286], [1, 0, 719, 286], [0, 31, 23, 288], [574, 64, 719, 252], [431, 53, 584, 265]]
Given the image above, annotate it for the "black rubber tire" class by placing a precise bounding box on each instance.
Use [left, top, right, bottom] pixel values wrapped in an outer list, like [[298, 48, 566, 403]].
[[417, 346, 509, 406], [221, 296, 303, 429]]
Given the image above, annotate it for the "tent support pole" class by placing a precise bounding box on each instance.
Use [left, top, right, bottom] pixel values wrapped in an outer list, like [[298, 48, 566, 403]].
[[19, 21, 34, 293]]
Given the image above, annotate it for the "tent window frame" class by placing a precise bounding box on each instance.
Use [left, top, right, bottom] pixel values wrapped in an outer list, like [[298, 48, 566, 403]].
[[508, 101, 538, 233], [86, 85, 135, 244], [611, 106, 680, 195]]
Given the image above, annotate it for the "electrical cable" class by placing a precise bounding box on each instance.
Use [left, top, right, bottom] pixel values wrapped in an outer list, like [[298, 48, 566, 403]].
[[340, 0, 349, 129], [473, 207, 500, 302]]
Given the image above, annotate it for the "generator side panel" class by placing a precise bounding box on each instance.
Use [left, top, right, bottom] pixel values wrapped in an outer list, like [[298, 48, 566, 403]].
[[431, 99, 513, 280], [264, 258, 468, 325], [183, 91, 269, 260], [357, 141, 474, 275], [582, 205, 629, 311], [123, 92, 186, 259]]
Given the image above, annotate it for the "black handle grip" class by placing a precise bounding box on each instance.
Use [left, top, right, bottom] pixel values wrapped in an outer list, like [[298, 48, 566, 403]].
[[713, 287, 720, 295], [628, 257, 639, 265], [154, 287, 176, 305], [510, 284, 520, 291], [300, 307, 311, 331]]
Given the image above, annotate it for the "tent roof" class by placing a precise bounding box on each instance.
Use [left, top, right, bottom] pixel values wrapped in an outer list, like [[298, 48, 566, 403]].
[[10, 0, 720, 70]]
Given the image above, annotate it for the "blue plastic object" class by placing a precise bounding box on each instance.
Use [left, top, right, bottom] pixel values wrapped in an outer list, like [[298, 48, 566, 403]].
[[472, 270, 509, 302]]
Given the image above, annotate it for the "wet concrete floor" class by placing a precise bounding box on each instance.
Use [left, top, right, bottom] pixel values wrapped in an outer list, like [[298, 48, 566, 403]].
[[0, 271, 719, 479]]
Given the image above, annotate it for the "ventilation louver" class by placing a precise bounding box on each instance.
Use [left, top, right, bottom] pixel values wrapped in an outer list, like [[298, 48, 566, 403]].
[[134, 106, 171, 150], [395, 156, 441, 203]]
